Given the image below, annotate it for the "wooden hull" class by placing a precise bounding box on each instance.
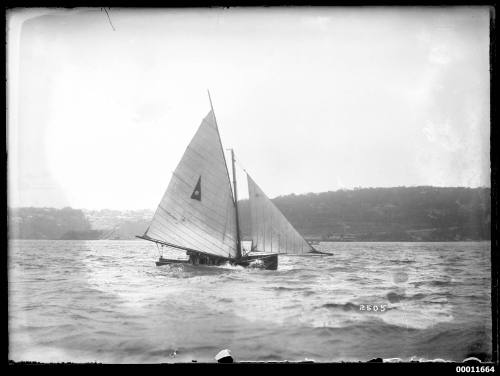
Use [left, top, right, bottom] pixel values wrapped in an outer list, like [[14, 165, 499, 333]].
[[235, 253, 278, 270], [155, 253, 278, 270], [155, 258, 190, 266]]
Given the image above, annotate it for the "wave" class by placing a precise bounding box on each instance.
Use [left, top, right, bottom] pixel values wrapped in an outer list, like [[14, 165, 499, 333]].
[[389, 259, 416, 264], [415, 325, 492, 361], [430, 280, 453, 287], [386, 290, 454, 304], [252, 353, 289, 361], [311, 320, 419, 338], [217, 297, 233, 303], [267, 286, 311, 292], [278, 268, 315, 276], [16, 323, 76, 333], [386, 291, 421, 303], [154, 263, 243, 278], [302, 290, 316, 297], [320, 302, 360, 311], [411, 280, 453, 288], [10, 240, 491, 363]]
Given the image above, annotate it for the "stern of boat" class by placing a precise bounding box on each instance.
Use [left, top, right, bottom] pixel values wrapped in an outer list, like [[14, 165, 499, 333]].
[[236, 253, 278, 270]]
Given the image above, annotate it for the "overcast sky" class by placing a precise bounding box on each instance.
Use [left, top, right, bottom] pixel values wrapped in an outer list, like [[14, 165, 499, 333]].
[[7, 7, 490, 210]]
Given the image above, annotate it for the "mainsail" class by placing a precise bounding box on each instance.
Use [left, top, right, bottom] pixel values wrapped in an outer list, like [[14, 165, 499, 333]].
[[247, 174, 313, 255], [144, 110, 238, 259]]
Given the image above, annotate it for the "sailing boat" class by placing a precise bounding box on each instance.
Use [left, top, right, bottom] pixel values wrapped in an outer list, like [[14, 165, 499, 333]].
[[137, 93, 328, 270]]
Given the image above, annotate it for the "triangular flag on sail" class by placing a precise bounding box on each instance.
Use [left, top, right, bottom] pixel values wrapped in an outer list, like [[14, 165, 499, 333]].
[[191, 176, 202, 201]]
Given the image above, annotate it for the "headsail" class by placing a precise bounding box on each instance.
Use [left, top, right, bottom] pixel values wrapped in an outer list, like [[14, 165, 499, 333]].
[[145, 110, 238, 259], [247, 174, 313, 255]]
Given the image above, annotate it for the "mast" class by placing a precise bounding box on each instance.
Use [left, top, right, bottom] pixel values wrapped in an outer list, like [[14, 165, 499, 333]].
[[231, 149, 242, 259], [207, 90, 242, 259]]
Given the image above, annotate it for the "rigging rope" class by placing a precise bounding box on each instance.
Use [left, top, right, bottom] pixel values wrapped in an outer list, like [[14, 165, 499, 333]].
[[234, 156, 249, 174], [155, 243, 163, 258]]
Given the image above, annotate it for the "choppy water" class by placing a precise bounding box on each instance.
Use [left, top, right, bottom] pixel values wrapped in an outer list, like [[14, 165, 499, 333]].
[[9, 240, 491, 363]]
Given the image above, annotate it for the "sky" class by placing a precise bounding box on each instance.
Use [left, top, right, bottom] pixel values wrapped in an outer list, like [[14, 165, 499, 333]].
[[7, 7, 491, 210]]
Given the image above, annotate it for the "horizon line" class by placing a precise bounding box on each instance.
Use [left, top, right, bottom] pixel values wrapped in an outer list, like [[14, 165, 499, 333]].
[[8, 184, 492, 212]]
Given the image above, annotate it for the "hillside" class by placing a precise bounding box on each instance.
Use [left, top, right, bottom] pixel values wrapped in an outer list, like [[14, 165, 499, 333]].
[[238, 186, 491, 241], [8, 186, 491, 241], [9, 207, 93, 239]]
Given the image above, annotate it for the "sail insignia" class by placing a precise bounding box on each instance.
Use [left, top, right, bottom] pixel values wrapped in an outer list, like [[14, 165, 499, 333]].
[[191, 176, 202, 201]]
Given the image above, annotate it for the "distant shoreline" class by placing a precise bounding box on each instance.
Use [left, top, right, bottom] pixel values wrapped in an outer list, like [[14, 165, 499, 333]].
[[8, 186, 491, 243]]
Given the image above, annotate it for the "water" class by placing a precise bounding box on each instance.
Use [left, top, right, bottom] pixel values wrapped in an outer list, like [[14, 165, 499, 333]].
[[9, 240, 492, 363]]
